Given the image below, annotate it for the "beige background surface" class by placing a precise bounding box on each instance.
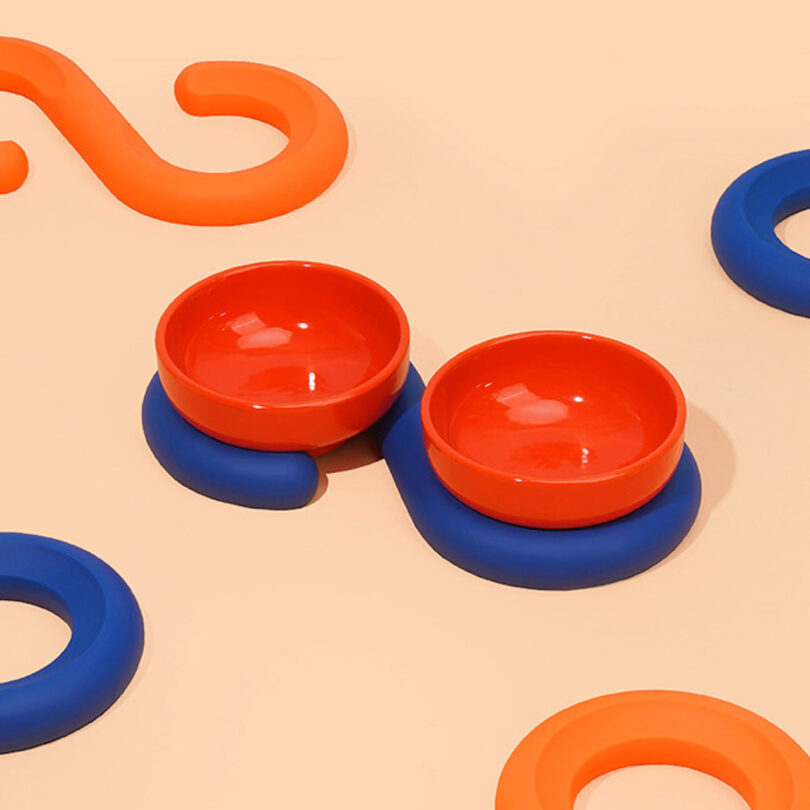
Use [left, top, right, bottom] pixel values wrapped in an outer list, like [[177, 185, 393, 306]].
[[1, 1, 809, 807]]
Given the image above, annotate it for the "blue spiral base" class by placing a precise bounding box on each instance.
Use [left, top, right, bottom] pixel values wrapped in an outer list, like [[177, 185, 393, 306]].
[[143, 368, 702, 589]]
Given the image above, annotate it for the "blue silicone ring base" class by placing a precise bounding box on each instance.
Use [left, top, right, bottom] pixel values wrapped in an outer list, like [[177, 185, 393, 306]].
[[143, 367, 702, 589], [0, 532, 144, 753], [142, 374, 319, 510], [712, 149, 810, 317], [374, 367, 702, 590]]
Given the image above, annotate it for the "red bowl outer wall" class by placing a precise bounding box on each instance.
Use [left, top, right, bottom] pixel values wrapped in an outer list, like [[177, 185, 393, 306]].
[[421, 332, 686, 529], [156, 261, 410, 453]]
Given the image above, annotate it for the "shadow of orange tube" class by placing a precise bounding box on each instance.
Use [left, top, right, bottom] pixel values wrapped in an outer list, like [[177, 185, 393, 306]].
[[0, 38, 348, 225]]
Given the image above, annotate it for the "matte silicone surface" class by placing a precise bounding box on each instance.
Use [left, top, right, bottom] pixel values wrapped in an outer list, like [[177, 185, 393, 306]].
[[379, 367, 699, 589], [156, 261, 410, 453], [421, 332, 686, 528], [143, 366, 700, 589], [0, 139, 27, 193], [496, 690, 810, 809], [0, 532, 144, 753], [712, 149, 810, 316], [0, 38, 348, 224], [142, 373, 319, 509]]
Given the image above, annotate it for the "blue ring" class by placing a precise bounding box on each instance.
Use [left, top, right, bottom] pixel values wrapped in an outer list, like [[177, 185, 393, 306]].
[[143, 367, 701, 590], [374, 367, 702, 590], [142, 374, 319, 509], [712, 149, 810, 316], [0, 532, 144, 753]]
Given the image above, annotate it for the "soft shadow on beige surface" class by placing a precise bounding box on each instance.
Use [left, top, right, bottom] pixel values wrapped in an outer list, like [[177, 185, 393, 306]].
[[686, 405, 736, 514], [310, 430, 384, 501], [670, 403, 737, 556], [640, 403, 735, 579], [317, 431, 382, 475]]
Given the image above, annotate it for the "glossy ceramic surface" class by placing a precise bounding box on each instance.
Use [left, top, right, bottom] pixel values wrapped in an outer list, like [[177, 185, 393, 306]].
[[421, 331, 685, 528], [157, 261, 410, 452]]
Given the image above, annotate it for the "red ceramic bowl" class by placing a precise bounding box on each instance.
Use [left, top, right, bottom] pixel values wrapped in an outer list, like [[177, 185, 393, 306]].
[[421, 331, 686, 529], [157, 261, 410, 453]]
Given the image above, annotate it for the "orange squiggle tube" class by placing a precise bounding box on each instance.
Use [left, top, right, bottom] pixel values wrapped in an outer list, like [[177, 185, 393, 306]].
[[0, 38, 349, 225]]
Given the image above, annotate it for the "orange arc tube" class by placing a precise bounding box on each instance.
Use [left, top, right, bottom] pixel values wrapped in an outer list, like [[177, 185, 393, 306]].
[[496, 691, 810, 809], [0, 38, 348, 225]]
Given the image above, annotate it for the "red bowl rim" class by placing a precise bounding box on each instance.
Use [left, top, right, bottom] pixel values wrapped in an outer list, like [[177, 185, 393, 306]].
[[156, 260, 410, 412], [421, 330, 687, 487]]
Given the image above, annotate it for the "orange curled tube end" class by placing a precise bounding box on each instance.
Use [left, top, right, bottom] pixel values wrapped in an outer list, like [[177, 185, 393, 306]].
[[0, 141, 29, 193], [0, 38, 349, 224]]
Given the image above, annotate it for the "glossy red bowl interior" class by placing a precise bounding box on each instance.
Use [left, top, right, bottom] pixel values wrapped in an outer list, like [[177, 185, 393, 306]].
[[421, 331, 686, 528], [157, 261, 410, 452]]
